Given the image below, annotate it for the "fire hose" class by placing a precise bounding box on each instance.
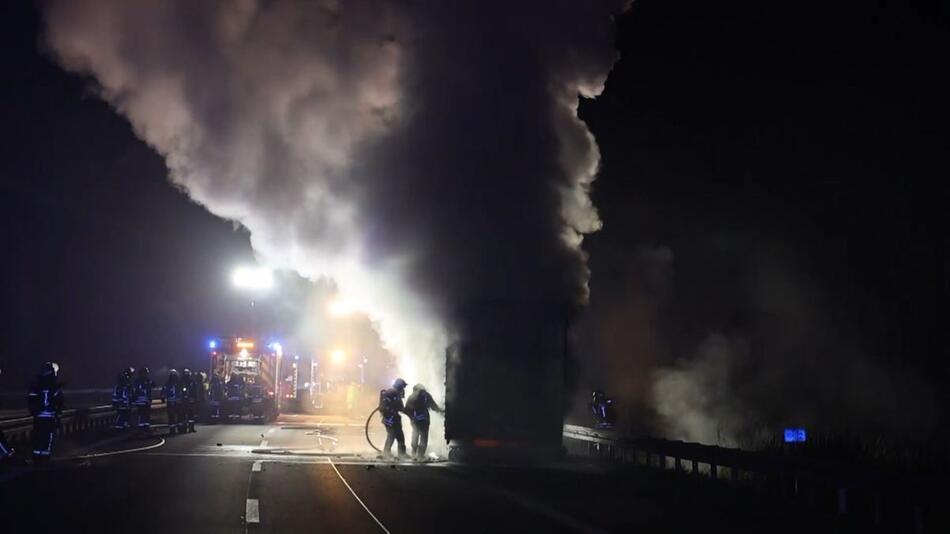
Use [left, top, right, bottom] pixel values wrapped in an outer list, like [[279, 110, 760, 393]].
[[364, 408, 411, 453], [365, 407, 381, 452]]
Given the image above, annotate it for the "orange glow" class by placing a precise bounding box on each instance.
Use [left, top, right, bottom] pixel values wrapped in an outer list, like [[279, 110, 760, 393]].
[[472, 439, 503, 448], [236, 340, 255, 349]]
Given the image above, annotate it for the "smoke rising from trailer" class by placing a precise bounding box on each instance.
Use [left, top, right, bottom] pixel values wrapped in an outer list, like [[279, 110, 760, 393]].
[[42, 0, 630, 448]]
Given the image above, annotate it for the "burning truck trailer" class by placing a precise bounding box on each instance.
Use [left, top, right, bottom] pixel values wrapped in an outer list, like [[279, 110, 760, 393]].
[[445, 303, 569, 463]]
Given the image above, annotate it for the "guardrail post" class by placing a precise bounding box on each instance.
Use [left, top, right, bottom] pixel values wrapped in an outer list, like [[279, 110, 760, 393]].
[[837, 488, 847, 515], [674, 457, 681, 473], [658, 453, 666, 470], [710, 463, 717, 480], [691, 459, 698, 475], [730, 466, 739, 483], [913, 504, 924, 534]]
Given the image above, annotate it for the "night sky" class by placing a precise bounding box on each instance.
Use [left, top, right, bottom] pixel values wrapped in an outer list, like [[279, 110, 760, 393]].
[[1, 1, 947, 436]]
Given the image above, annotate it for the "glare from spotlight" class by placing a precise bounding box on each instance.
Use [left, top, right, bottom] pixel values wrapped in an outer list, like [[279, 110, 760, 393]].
[[327, 297, 356, 317], [231, 266, 274, 291], [330, 349, 346, 364]]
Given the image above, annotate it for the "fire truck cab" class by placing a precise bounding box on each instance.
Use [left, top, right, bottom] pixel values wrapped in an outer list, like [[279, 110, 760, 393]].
[[208, 337, 281, 422]]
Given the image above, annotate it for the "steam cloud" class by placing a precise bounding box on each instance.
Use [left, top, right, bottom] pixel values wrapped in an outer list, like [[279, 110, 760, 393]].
[[43, 0, 630, 448]]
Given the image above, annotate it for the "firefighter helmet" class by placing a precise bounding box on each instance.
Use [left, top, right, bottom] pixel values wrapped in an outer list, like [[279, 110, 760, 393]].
[[40, 362, 59, 378]]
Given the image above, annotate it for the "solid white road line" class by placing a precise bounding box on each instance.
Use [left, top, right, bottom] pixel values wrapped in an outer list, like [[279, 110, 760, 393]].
[[328, 458, 391, 534], [78, 438, 166, 459], [259, 439, 268, 448], [252, 460, 263, 472], [245, 499, 260, 524]]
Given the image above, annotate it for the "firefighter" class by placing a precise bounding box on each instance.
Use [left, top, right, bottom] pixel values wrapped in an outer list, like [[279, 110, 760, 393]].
[[208, 373, 225, 421], [132, 367, 154, 431], [227, 373, 246, 417], [589, 390, 616, 429], [0, 367, 16, 462], [181, 368, 197, 433], [405, 384, 444, 461], [192, 371, 207, 427], [163, 369, 184, 434], [112, 367, 134, 429], [379, 378, 409, 460], [0, 423, 12, 463], [28, 362, 64, 463]]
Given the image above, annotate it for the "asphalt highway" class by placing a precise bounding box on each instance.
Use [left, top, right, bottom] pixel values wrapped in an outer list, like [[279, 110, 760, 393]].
[[0, 414, 859, 533]]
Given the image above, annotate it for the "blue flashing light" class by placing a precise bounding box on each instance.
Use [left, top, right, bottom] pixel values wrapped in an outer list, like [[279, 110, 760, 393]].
[[209, 340, 217, 349], [784, 428, 807, 443]]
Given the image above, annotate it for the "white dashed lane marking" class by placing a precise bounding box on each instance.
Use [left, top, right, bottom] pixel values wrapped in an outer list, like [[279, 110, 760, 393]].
[[245, 499, 260, 524]]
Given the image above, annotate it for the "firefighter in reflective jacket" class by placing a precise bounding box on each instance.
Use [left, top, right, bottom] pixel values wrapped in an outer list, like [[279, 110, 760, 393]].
[[192, 371, 207, 427], [133, 367, 154, 430], [405, 384, 444, 461], [181, 368, 197, 433], [226, 373, 246, 417], [589, 390, 616, 429], [28, 362, 64, 463], [163, 369, 184, 433], [379, 378, 409, 460], [112, 367, 134, 429], [1, 367, 16, 462], [208, 374, 225, 420]]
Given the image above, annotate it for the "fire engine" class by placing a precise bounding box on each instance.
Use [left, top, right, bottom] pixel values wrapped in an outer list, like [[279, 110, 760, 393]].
[[207, 337, 282, 422]]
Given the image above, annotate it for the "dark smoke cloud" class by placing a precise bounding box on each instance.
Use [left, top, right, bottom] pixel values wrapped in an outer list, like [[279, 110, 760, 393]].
[[583, 234, 939, 445], [41, 0, 630, 435]]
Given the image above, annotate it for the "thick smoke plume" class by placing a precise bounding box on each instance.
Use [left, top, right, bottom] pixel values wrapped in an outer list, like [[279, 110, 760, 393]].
[[582, 237, 939, 446], [42, 0, 629, 445]]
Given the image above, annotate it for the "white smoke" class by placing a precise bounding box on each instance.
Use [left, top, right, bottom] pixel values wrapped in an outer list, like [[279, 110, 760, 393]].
[[43, 0, 629, 453], [644, 240, 940, 447], [652, 333, 748, 446]]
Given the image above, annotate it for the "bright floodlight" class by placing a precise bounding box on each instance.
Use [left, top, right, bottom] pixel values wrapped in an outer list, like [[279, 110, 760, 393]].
[[330, 349, 346, 364], [327, 297, 356, 317], [231, 266, 274, 291]]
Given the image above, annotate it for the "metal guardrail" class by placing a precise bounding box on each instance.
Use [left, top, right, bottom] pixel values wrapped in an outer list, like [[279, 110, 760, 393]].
[[1, 399, 166, 451], [563, 424, 943, 533], [0, 388, 122, 412], [1, 405, 118, 447]]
